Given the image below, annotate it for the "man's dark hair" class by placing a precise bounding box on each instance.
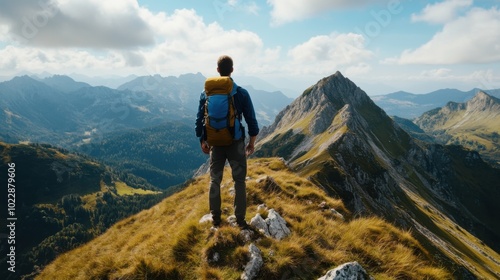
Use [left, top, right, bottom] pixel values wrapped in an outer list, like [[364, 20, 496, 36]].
[[217, 55, 233, 76]]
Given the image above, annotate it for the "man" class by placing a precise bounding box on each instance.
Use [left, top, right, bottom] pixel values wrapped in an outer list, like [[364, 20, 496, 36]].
[[195, 55, 259, 229]]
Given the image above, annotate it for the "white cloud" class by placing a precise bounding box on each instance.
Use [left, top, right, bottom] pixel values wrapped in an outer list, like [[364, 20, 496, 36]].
[[390, 7, 500, 64], [407, 68, 500, 90], [419, 68, 453, 79], [411, 0, 472, 24], [0, 6, 269, 78], [470, 69, 500, 90], [287, 33, 373, 75], [267, 0, 385, 25], [139, 9, 265, 76], [0, 45, 127, 74], [0, 0, 154, 48]]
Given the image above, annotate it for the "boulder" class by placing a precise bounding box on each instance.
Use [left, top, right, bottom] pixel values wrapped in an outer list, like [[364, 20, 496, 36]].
[[250, 209, 291, 240], [199, 213, 213, 224], [318, 261, 372, 280], [250, 213, 270, 236], [267, 209, 291, 240]]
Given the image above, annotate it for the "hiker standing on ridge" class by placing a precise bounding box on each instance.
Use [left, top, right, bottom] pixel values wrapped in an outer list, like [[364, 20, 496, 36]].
[[195, 55, 259, 229]]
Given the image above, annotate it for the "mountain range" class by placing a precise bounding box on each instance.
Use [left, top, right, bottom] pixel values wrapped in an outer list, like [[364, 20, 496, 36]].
[[0, 74, 292, 189], [372, 88, 500, 119], [0, 74, 291, 146], [1, 72, 499, 279]]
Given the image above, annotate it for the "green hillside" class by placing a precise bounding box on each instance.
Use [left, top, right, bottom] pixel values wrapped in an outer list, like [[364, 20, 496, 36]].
[[0, 142, 167, 280]]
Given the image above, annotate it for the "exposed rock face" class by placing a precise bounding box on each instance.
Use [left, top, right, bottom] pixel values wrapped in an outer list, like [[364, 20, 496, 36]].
[[240, 243, 263, 280], [266, 209, 291, 240], [318, 261, 372, 280], [250, 214, 270, 236]]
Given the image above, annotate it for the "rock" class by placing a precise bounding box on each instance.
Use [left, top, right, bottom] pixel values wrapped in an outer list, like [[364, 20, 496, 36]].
[[319, 201, 328, 209], [250, 214, 270, 236], [318, 261, 373, 280], [212, 252, 220, 263], [266, 209, 291, 240], [241, 243, 263, 280], [250, 209, 291, 240], [330, 208, 345, 221], [199, 213, 213, 224]]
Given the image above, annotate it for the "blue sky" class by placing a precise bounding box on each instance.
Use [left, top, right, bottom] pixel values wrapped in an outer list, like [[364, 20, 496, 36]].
[[0, 0, 499, 96]]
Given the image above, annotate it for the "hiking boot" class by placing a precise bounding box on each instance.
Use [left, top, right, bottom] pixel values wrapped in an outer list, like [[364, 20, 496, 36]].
[[237, 220, 251, 230], [212, 216, 221, 227]]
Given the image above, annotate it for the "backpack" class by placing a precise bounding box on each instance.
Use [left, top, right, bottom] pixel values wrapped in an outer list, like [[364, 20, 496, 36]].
[[203, 77, 243, 146]]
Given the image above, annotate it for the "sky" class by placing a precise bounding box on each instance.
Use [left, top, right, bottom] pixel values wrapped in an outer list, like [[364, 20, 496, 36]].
[[0, 0, 499, 97]]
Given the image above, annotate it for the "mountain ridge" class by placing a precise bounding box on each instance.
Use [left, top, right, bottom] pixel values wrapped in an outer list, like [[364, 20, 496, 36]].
[[256, 72, 500, 279], [37, 158, 452, 280]]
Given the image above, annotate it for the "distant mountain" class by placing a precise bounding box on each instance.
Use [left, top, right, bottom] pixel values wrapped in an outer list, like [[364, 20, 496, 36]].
[[38, 75, 91, 93], [68, 73, 139, 89], [0, 76, 79, 144], [0, 142, 166, 280], [243, 85, 294, 125], [118, 73, 293, 126], [256, 72, 500, 279], [372, 88, 500, 119], [117, 73, 206, 108], [414, 91, 500, 167], [0, 76, 170, 147]]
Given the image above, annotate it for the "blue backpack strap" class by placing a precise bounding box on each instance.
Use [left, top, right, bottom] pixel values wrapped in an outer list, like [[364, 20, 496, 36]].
[[230, 81, 238, 97], [230, 81, 245, 140]]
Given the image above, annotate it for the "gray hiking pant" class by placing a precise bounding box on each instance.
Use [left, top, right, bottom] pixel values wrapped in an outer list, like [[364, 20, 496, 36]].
[[209, 139, 247, 223]]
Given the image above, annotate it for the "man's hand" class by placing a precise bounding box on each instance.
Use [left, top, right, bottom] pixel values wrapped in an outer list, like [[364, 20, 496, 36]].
[[245, 143, 255, 156], [201, 141, 210, 154], [246, 135, 257, 156]]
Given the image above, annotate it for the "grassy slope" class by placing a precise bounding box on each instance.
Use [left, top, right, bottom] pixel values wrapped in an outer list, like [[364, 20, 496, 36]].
[[38, 158, 451, 280], [417, 104, 500, 166]]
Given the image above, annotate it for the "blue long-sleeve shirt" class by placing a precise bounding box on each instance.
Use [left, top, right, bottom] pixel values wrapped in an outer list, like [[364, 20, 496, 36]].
[[195, 83, 259, 142]]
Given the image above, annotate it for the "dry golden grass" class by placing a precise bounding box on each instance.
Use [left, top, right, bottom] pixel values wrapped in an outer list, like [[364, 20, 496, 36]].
[[37, 158, 451, 280], [114, 181, 161, 196]]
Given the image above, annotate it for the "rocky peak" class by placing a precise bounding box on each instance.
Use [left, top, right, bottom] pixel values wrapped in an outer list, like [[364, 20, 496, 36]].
[[261, 71, 379, 138], [311, 71, 372, 108], [466, 91, 500, 112]]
